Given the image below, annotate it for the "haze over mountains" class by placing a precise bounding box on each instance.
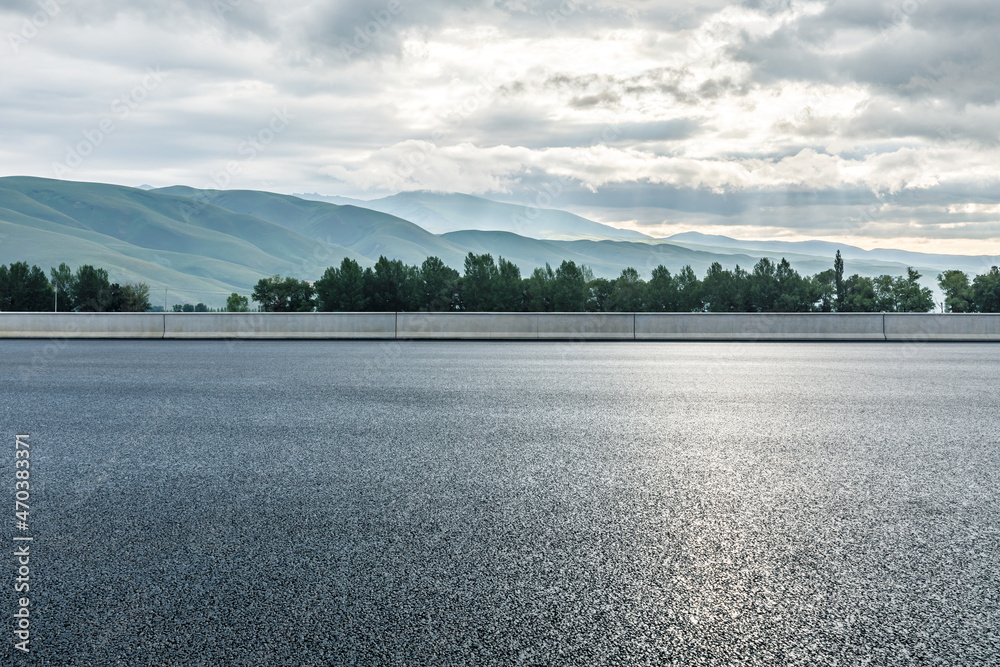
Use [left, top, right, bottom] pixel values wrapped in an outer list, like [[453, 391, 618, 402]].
[[2, 176, 991, 307], [296, 191, 653, 242], [665, 233, 997, 275]]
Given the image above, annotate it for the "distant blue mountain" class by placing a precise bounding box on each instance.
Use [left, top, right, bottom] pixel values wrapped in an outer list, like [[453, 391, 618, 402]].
[[667, 232, 994, 273], [297, 190, 652, 241], [1, 177, 983, 307]]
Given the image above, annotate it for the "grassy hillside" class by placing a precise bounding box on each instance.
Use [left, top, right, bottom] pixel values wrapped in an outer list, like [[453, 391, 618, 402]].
[[1, 177, 979, 308], [154, 187, 473, 268], [0, 177, 366, 306]]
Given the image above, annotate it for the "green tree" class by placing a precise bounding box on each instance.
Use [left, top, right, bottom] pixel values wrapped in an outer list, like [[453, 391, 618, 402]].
[[873, 275, 897, 311], [733, 266, 750, 311], [119, 283, 151, 312], [702, 262, 741, 312], [252, 277, 283, 312], [316, 258, 369, 312], [71, 265, 112, 312], [50, 262, 75, 312], [361, 267, 376, 309], [747, 258, 780, 312], [842, 274, 878, 312], [972, 266, 1000, 313], [526, 264, 555, 311], [585, 277, 612, 312], [810, 269, 836, 312], [675, 265, 702, 312], [367, 256, 418, 311], [105, 284, 125, 312], [460, 253, 498, 311], [895, 268, 934, 312], [340, 258, 368, 311], [834, 250, 845, 311], [314, 265, 342, 312], [608, 267, 644, 312], [0, 262, 55, 312], [938, 270, 973, 313], [645, 265, 678, 312], [226, 293, 250, 312], [773, 259, 812, 312], [552, 260, 587, 311], [494, 258, 524, 312], [252, 276, 315, 312], [419, 256, 459, 311]]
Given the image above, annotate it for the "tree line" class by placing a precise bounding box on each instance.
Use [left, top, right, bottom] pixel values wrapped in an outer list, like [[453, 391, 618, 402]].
[[253, 251, 1000, 314], [2, 253, 999, 313], [0, 262, 151, 312]]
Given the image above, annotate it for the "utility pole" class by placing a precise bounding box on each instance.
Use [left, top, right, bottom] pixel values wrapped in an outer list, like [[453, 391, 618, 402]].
[[164, 288, 168, 312], [54, 284, 57, 312]]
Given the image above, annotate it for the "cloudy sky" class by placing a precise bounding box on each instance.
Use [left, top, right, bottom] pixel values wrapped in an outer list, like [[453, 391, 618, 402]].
[[2, 0, 999, 254]]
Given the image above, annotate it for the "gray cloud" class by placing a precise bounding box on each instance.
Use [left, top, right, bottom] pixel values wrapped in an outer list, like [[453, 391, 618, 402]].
[[539, 67, 755, 109], [731, 0, 1000, 106], [0, 0, 998, 253]]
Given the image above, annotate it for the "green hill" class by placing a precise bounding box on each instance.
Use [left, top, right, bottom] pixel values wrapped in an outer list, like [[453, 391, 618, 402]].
[[1, 176, 974, 308], [0, 177, 365, 306], [152, 186, 472, 268]]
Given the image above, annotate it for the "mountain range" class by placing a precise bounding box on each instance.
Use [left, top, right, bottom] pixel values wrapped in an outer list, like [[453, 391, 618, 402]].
[[295, 190, 652, 242], [2, 176, 992, 308]]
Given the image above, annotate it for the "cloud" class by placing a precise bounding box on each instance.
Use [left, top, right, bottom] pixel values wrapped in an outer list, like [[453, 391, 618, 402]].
[[730, 0, 1000, 106], [0, 0, 998, 253], [321, 140, 1000, 199]]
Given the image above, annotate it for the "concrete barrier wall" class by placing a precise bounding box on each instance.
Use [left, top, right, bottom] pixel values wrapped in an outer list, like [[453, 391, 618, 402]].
[[396, 313, 634, 339], [163, 313, 396, 339], [397, 313, 537, 339], [637, 313, 885, 341], [537, 313, 634, 340], [885, 314, 1000, 342], [0, 313, 165, 339], [2, 312, 1000, 341]]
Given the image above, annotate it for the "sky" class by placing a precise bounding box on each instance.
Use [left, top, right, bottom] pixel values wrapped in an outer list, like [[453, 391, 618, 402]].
[[2, 0, 999, 256]]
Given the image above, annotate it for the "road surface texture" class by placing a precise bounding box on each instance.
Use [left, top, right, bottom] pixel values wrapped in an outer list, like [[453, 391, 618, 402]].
[[2, 340, 998, 665]]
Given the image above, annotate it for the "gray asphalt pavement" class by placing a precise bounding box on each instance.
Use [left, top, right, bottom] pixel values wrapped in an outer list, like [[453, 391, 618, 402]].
[[2, 340, 999, 665]]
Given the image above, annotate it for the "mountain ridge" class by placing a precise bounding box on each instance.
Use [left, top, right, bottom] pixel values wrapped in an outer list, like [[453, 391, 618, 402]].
[[2, 176, 982, 307], [296, 190, 653, 242]]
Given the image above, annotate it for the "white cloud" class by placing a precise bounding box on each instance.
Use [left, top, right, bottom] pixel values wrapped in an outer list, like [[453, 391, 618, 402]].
[[0, 0, 998, 252], [322, 140, 1000, 198]]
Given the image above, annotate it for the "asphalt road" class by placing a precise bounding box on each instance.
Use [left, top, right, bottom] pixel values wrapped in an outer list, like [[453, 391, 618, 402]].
[[2, 340, 999, 665]]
